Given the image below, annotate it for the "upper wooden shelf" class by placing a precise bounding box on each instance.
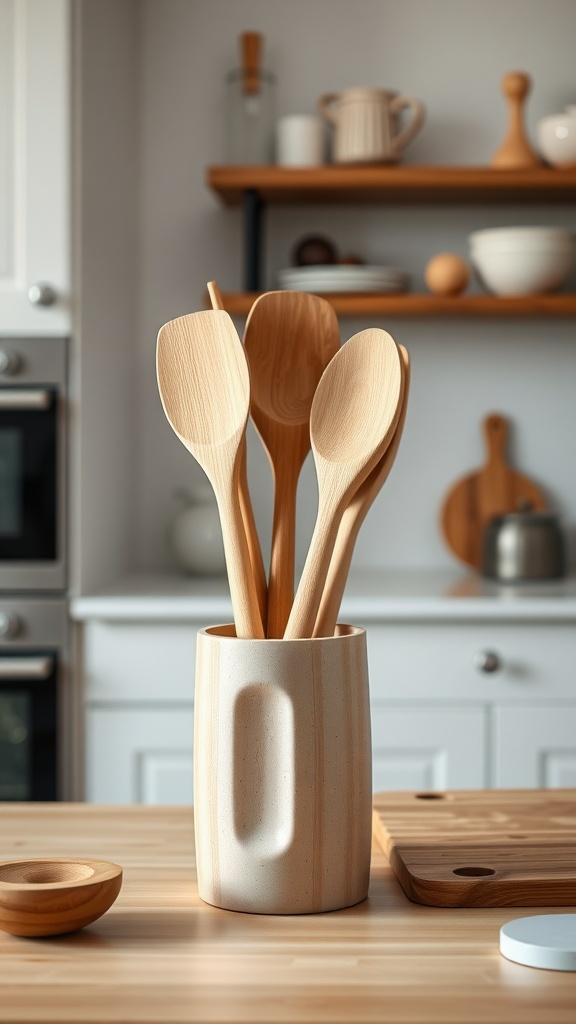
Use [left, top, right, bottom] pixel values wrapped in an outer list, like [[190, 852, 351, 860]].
[[208, 165, 576, 206]]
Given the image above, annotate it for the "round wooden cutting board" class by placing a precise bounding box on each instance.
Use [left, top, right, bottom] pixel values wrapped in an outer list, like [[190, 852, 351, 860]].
[[440, 413, 548, 570]]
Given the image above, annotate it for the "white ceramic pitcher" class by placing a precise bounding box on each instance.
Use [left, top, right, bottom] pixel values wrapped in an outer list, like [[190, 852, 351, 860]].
[[318, 87, 425, 164]]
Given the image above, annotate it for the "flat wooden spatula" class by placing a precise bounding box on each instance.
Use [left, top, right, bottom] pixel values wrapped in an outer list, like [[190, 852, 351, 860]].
[[441, 413, 548, 571]]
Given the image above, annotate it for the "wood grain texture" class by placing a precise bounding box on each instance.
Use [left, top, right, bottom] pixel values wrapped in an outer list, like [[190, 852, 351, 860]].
[[441, 413, 547, 570], [0, 858, 122, 936], [194, 624, 371, 913], [207, 282, 268, 629], [314, 344, 410, 637], [1, 802, 576, 1023], [373, 789, 576, 908], [207, 164, 576, 204], [244, 291, 340, 637], [156, 311, 264, 638], [213, 291, 576, 317], [284, 329, 402, 639]]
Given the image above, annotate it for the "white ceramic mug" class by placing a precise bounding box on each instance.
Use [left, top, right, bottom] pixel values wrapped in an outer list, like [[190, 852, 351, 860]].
[[318, 87, 425, 164], [194, 623, 372, 914], [276, 114, 326, 166]]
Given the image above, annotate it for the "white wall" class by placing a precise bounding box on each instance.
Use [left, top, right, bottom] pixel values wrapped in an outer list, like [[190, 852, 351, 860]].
[[136, 0, 576, 575]]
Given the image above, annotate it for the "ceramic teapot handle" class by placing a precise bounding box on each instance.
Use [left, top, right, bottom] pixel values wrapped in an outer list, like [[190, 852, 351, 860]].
[[317, 93, 340, 127], [389, 95, 425, 156]]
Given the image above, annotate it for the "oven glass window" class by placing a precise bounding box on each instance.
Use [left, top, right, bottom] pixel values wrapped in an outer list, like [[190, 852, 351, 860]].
[[0, 692, 31, 800], [0, 390, 57, 560], [0, 428, 22, 536]]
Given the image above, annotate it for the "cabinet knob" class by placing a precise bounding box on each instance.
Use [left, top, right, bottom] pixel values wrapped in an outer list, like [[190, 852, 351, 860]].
[[474, 649, 502, 674], [0, 612, 21, 640], [0, 348, 22, 376], [28, 283, 57, 307]]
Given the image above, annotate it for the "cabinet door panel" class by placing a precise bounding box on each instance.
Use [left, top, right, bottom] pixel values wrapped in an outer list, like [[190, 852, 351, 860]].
[[495, 705, 576, 787], [0, 0, 70, 333], [371, 706, 486, 792], [86, 707, 193, 804]]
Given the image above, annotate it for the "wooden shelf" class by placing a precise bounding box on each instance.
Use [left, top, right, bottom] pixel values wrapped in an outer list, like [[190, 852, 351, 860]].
[[215, 292, 576, 318], [208, 165, 576, 205]]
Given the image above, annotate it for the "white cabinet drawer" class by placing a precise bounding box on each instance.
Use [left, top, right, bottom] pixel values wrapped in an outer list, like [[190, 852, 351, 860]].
[[367, 623, 576, 702], [83, 621, 201, 701]]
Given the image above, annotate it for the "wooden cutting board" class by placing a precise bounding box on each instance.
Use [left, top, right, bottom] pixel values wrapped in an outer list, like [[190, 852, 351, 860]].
[[373, 789, 576, 907], [440, 413, 547, 570]]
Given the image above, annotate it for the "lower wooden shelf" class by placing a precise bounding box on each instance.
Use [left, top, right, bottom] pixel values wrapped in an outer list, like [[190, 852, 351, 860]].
[[214, 292, 576, 318]]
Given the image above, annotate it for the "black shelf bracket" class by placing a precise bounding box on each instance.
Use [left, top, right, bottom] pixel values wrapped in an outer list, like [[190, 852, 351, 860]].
[[243, 189, 265, 292]]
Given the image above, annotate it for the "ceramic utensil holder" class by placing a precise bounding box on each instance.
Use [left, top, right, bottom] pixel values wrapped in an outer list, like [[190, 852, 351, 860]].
[[194, 623, 372, 914]]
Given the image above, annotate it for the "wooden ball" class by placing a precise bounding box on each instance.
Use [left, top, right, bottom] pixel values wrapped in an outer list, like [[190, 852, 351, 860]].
[[424, 253, 470, 296]]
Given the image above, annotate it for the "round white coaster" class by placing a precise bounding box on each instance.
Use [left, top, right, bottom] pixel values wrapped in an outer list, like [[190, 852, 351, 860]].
[[500, 915, 576, 971]]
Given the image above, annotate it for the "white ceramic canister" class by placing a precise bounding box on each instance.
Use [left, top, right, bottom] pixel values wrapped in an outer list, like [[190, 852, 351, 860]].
[[168, 485, 226, 575], [276, 114, 326, 166], [318, 87, 425, 164], [537, 107, 576, 167], [194, 624, 372, 914]]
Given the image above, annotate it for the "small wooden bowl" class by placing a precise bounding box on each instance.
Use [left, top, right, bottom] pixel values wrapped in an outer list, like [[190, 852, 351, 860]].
[[0, 858, 123, 937]]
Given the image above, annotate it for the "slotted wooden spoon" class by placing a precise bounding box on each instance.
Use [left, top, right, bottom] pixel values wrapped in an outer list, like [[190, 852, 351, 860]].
[[314, 344, 410, 638], [207, 282, 267, 628], [283, 328, 403, 640], [157, 310, 264, 638], [244, 290, 341, 637]]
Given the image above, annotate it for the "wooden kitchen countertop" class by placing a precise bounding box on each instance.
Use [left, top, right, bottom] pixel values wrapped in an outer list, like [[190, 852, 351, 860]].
[[0, 804, 575, 1023]]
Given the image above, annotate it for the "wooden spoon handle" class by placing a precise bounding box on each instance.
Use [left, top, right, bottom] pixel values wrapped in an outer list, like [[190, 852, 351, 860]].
[[283, 492, 343, 640], [238, 437, 268, 630], [267, 459, 301, 639], [217, 470, 264, 639], [208, 282, 268, 630]]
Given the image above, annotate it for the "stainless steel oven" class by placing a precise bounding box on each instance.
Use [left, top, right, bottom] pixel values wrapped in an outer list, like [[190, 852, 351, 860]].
[[0, 598, 67, 800], [0, 338, 66, 591]]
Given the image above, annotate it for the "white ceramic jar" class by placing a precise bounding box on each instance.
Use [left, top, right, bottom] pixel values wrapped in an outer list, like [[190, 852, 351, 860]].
[[537, 107, 576, 167], [168, 485, 226, 575]]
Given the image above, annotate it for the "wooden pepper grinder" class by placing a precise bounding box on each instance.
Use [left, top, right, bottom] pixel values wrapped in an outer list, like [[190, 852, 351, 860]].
[[490, 71, 542, 168]]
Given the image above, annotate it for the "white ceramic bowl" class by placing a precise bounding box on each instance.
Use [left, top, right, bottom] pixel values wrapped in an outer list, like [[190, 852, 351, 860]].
[[470, 226, 574, 252], [470, 246, 574, 296], [537, 107, 576, 168]]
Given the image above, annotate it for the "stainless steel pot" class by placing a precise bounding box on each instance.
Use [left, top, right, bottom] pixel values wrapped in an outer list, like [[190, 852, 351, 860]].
[[482, 509, 566, 581]]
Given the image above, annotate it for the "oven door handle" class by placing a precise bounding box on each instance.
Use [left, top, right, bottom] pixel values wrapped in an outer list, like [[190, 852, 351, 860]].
[[0, 389, 52, 410], [0, 657, 54, 680]]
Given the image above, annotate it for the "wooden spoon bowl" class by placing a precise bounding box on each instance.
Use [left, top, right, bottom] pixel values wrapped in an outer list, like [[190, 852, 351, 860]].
[[0, 858, 122, 937]]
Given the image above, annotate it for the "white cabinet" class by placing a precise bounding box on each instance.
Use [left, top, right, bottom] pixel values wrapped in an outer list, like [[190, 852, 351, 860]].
[[371, 706, 486, 792], [86, 707, 193, 804], [79, 596, 576, 804], [495, 706, 576, 787], [0, 0, 70, 334]]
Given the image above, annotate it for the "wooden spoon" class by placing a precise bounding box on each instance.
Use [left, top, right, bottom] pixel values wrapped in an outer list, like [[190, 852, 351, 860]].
[[157, 310, 264, 638], [313, 344, 410, 638], [244, 291, 341, 637], [283, 328, 403, 640], [207, 282, 267, 628]]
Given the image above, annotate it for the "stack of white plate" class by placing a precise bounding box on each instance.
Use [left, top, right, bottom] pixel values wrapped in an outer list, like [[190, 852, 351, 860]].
[[277, 264, 410, 294]]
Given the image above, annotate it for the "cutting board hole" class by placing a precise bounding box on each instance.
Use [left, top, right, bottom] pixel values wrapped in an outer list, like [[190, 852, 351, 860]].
[[508, 834, 528, 839], [453, 866, 496, 877], [415, 792, 445, 800]]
